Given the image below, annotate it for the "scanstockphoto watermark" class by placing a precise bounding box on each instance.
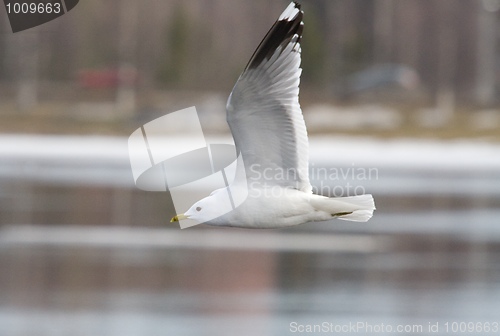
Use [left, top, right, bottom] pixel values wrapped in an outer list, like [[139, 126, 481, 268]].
[[128, 106, 378, 228], [289, 321, 500, 334], [248, 163, 378, 197], [289, 321, 427, 334], [128, 106, 247, 229]]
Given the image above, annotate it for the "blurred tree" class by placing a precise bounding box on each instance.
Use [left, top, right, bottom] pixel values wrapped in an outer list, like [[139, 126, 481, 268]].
[[42, 20, 77, 80], [342, 30, 369, 75], [476, 0, 500, 105], [374, 0, 394, 63], [76, 0, 119, 69], [1, 15, 14, 81], [16, 32, 40, 112], [116, 0, 138, 116], [301, 4, 327, 85], [436, 0, 458, 119], [157, 5, 192, 86]]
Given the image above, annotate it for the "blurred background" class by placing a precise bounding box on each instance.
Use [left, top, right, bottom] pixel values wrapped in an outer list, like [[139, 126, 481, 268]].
[[1, 0, 500, 335]]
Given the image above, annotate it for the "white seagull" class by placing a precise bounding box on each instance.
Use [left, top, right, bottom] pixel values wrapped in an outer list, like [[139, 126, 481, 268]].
[[172, 2, 375, 228]]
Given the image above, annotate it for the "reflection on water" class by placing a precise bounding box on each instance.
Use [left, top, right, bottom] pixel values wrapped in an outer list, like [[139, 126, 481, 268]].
[[1, 155, 500, 335]]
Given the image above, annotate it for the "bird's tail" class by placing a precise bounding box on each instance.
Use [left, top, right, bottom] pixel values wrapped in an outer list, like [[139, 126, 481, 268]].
[[311, 194, 375, 222]]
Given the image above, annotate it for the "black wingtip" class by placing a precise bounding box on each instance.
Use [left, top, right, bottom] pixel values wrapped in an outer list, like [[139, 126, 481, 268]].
[[244, 2, 304, 72], [293, 2, 301, 10]]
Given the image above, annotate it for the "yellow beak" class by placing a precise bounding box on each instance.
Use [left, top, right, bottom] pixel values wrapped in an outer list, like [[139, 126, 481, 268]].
[[170, 214, 189, 222]]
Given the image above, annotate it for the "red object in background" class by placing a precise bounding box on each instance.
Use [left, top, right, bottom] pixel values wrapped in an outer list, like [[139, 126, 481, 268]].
[[78, 68, 138, 89]]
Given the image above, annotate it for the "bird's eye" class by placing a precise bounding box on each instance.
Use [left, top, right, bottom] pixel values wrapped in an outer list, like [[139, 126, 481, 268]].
[[196, 207, 202, 212]]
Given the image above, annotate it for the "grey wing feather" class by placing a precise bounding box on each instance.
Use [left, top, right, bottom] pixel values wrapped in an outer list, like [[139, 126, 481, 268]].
[[226, 2, 311, 193]]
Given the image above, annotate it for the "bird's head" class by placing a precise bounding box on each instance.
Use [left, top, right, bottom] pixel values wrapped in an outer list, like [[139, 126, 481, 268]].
[[170, 192, 227, 224]]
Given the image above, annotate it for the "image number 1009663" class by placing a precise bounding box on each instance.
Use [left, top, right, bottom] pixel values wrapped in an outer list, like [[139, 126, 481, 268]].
[[3, 0, 79, 33]]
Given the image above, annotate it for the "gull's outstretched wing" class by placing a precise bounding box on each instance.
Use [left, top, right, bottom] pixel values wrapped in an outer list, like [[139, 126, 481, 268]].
[[226, 2, 311, 193]]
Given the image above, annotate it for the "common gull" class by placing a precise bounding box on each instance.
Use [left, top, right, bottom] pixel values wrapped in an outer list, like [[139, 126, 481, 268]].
[[172, 2, 375, 228]]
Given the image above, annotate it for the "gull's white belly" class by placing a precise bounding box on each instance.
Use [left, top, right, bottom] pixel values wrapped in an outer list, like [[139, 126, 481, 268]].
[[205, 186, 331, 228]]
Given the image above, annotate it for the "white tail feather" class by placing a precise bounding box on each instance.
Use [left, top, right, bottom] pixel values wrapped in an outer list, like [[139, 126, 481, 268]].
[[337, 209, 374, 222], [335, 194, 375, 222], [310, 194, 375, 223]]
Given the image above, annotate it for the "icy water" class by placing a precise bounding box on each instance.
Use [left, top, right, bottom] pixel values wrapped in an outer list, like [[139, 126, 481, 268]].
[[0, 136, 499, 335]]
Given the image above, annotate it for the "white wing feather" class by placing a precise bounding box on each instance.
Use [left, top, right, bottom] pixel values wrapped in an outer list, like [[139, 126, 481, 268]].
[[226, 2, 311, 193]]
